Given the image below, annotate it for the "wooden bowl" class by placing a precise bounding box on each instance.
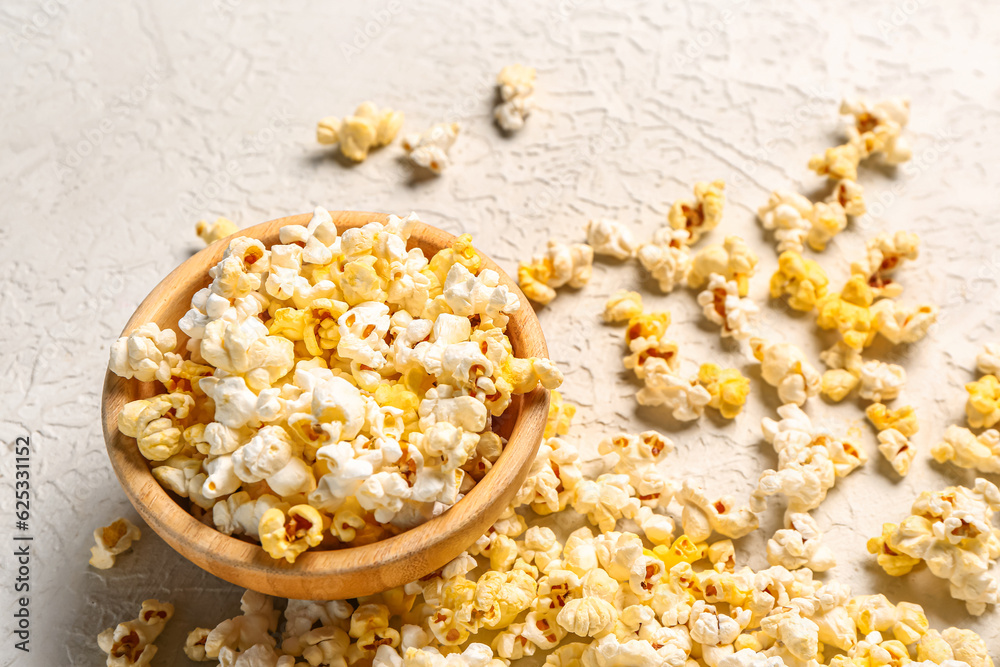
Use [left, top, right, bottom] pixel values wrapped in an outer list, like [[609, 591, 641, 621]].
[[102, 210, 550, 600]]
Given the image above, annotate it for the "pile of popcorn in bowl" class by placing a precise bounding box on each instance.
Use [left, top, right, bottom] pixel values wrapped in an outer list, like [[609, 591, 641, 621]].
[[92, 72, 1000, 667]]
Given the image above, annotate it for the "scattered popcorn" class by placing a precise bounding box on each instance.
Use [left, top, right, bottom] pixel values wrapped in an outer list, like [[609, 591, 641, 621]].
[[806, 200, 849, 252], [750, 338, 821, 406], [869, 478, 1000, 615], [183, 628, 210, 661], [586, 219, 637, 260], [678, 481, 759, 542], [687, 235, 758, 296], [841, 97, 913, 165], [697, 363, 750, 419], [402, 122, 460, 174], [89, 517, 142, 570], [668, 180, 726, 244], [518, 239, 594, 305], [697, 273, 760, 340], [635, 360, 712, 421], [809, 142, 862, 182], [866, 403, 919, 437], [816, 275, 877, 351], [876, 428, 916, 476], [851, 231, 920, 298], [317, 101, 404, 162], [636, 227, 692, 292], [966, 374, 1000, 428], [975, 343, 1000, 376], [757, 190, 813, 255], [494, 63, 536, 132], [110, 209, 560, 561], [858, 359, 907, 402], [828, 178, 867, 217], [818, 341, 862, 402], [97, 599, 173, 667], [872, 300, 938, 345], [196, 216, 239, 245], [767, 512, 836, 572], [866, 403, 918, 476], [602, 290, 643, 324], [769, 251, 829, 312], [931, 425, 1000, 474]]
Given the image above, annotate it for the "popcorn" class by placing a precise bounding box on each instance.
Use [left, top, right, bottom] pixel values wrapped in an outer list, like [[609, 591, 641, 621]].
[[196, 216, 238, 245], [841, 97, 913, 165], [602, 290, 643, 324], [317, 101, 404, 162], [97, 599, 173, 667], [259, 504, 325, 563], [767, 512, 836, 572], [828, 178, 867, 217], [966, 374, 1000, 428], [518, 240, 595, 305], [205, 590, 280, 657], [750, 339, 820, 406], [769, 251, 829, 312], [635, 360, 712, 421], [402, 122, 460, 174], [757, 191, 813, 255], [872, 300, 938, 345], [868, 478, 1000, 615], [678, 481, 759, 541], [545, 390, 576, 439], [809, 142, 862, 182], [697, 364, 750, 419], [637, 227, 692, 292], [866, 403, 918, 437], [850, 231, 920, 298], [697, 274, 760, 340], [117, 393, 195, 461], [688, 236, 759, 296], [858, 359, 906, 402], [89, 517, 141, 570], [975, 343, 1000, 376], [816, 275, 877, 351], [806, 201, 848, 252], [668, 180, 726, 244], [184, 628, 211, 661], [931, 425, 1000, 474], [876, 428, 916, 476], [109, 323, 177, 384], [586, 219, 637, 260], [494, 63, 535, 132]]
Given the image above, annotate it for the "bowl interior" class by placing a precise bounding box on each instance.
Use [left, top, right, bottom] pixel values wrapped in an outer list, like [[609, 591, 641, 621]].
[[103, 210, 548, 599]]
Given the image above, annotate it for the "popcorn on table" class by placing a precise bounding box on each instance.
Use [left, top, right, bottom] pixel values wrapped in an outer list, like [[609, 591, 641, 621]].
[[89, 517, 141, 570], [850, 231, 920, 298], [868, 478, 1000, 615], [401, 122, 460, 174], [494, 63, 535, 132], [586, 219, 637, 260], [636, 227, 692, 293], [750, 338, 821, 406], [867, 403, 919, 476], [109, 208, 562, 562], [697, 363, 750, 419], [668, 180, 726, 244], [518, 239, 594, 305], [195, 216, 239, 245], [697, 273, 760, 340], [97, 599, 173, 667], [931, 425, 1000, 474], [966, 374, 1000, 429], [757, 190, 812, 255], [976, 343, 1000, 376], [602, 290, 643, 324], [317, 101, 404, 162], [687, 235, 758, 297], [769, 251, 829, 312]]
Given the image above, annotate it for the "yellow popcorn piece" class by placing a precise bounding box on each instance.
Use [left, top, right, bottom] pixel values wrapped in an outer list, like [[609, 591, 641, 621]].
[[494, 63, 536, 132], [893, 602, 929, 645], [625, 311, 671, 346], [809, 142, 862, 181], [697, 363, 750, 419], [602, 290, 643, 324], [816, 275, 877, 351], [545, 390, 576, 438], [317, 101, 403, 162], [651, 534, 707, 570], [807, 201, 848, 252], [118, 393, 195, 462], [89, 517, 142, 570], [195, 216, 238, 245], [866, 524, 921, 577], [428, 233, 483, 285], [770, 251, 829, 312], [866, 403, 919, 438], [931, 425, 1000, 474], [687, 235, 758, 296], [668, 180, 726, 244], [965, 374, 1000, 429], [517, 240, 593, 305], [259, 505, 326, 563], [822, 369, 860, 402]]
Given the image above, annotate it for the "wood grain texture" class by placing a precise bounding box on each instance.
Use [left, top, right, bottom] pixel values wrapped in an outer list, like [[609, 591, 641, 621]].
[[101, 210, 549, 600]]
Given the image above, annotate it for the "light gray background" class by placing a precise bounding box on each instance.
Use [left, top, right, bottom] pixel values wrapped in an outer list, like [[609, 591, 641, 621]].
[[2, 0, 1000, 664]]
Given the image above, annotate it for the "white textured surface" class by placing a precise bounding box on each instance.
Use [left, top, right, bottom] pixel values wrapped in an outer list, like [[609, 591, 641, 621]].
[[2, 0, 1000, 664]]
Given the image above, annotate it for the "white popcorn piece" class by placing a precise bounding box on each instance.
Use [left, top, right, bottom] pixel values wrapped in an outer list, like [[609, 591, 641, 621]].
[[851, 231, 920, 298], [205, 590, 279, 658], [976, 343, 1000, 376], [766, 512, 836, 572], [637, 227, 692, 293], [108, 323, 177, 384], [518, 239, 594, 305], [757, 190, 813, 255], [97, 599, 173, 667], [495, 64, 536, 132], [688, 235, 758, 296], [858, 359, 906, 402], [317, 101, 404, 162], [89, 518, 141, 569], [841, 97, 913, 165], [603, 290, 643, 324], [586, 219, 637, 260], [750, 338, 821, 406], [931, 425, 1000, 474], [697, 274, 759, 340], [872, 300, 937, 345], [877, 428, 916, 477], [184, 628, 211, 661], [402, 122, 460, 174], [678, 481, 759, 542], [635, 359, 712, 421]]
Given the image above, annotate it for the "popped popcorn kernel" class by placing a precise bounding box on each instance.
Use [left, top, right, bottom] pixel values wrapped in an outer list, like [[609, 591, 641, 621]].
[[697, 363, 750, 419], [602, 290, 643, 324], [518, 239, 594, 305], [807, 201, 848, 252], [545, 390, 577, 439], [851, 231, 920, 298], [586, 219, 637, 260], [866, 403, 918, 437], [196, 216, 239, 245], [931, 425, 1000, 474], [758, 190, 813, 255], [317, 101, 404, 162], [770, 251, 829, 312], [876, 428, 916, 476], [668, 180, 726, 244], [89, 517, 141, 570], [975, 343, 1000, 376], [841, 97, 913, 165], [809, 142, 862, 182], [259, 504, 325, 563], [858, 359, 907, 402], [750, 338, 821, 406], [688, 235, 759, 296], [816, 275, 877, 351], [97, 599, 173, 667], [866, 523, 921, 577], [495, 63, 536, 132], [637, 227, 692, 292], [965, 374, 1000, 428], [821, 369, 860, 402], [109, 323, 178, 384], [697, 273, 760, 340], [402, 122, 460, 174], [829, 178, 867, 217]]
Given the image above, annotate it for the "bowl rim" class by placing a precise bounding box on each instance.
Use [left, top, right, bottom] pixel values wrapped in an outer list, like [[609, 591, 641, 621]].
[[102, 210, 549, 599]]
